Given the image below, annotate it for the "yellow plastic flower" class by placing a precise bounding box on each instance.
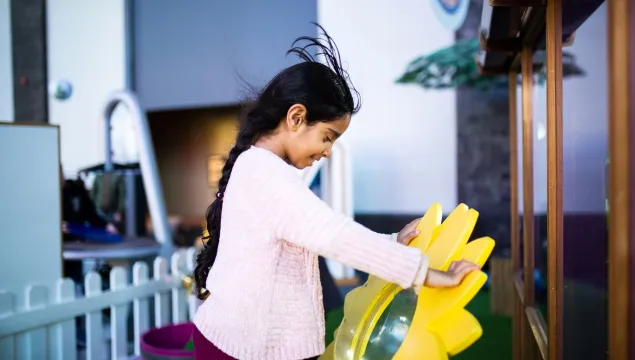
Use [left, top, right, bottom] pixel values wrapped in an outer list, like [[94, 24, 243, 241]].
[[320, 203, 495, 360]]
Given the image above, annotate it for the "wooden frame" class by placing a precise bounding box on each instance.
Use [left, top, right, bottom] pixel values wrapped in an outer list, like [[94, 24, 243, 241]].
[[479, 32, 523, 53], [489, 0, 546, 6], [520, 45, 545, 360], [521, 46, 535, 311], [545, 1, 564, 359], [607, 0, 633, 358], [509, 71, 522, 360], [511, 2, 561, 358], [510, 41, 550, 360], [479, 0, 604, 75], [501, 0, 633, 358], [525, 307, 548, 358]]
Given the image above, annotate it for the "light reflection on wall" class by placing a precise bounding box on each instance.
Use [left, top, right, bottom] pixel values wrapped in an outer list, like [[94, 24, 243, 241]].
[[149, 106, 238, 219], [207, 154, 227, 189]]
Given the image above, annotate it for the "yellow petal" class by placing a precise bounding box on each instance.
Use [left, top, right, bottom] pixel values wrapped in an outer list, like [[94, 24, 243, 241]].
[[393, 328, 448, 360], [417, 270, 488, 322], [425, 206, 478, 270], [428, 308, 483, 356], [459, 237, 495, 267], [410, 202, 443, 251]]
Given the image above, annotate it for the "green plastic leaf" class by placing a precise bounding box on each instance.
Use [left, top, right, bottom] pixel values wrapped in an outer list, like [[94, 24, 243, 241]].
[[396, 37, 585, 91]]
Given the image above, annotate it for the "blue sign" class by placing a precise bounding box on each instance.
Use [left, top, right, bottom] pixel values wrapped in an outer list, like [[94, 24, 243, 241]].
[[430, 0, 469, 31]]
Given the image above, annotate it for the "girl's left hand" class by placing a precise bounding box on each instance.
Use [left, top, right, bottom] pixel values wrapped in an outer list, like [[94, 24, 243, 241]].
[[424, 260, 481, 288], [396, 218, 422, 245]]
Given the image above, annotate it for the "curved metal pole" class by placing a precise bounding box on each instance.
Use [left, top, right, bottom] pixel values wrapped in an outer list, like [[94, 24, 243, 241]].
[[330, 141, 355, 279], [102, 90, 172, 251], [298, 157, 327, 186]]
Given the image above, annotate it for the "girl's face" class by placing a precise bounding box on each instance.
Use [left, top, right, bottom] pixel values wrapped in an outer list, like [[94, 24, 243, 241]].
[[284, 105, 351, 169]]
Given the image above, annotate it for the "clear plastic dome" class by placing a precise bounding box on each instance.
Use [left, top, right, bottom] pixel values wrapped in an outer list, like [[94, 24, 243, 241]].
[[333, 287, 418, 360], [361, 289, 418, 360]]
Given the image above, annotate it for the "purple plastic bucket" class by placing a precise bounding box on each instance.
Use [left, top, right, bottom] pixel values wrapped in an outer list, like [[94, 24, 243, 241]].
[[140, 322, 195, 360]]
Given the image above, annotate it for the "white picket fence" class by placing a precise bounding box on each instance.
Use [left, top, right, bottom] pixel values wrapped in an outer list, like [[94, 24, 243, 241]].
[[0, 248, 200, 360]]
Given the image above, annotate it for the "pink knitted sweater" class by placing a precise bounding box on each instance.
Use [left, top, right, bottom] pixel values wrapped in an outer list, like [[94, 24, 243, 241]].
[[194, 146, 429, 360]]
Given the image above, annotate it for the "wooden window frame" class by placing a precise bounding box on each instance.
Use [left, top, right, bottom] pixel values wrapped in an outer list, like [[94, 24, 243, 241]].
[[545, 1, 564, 359], [510, 0, 634, 358], [510, 1, 562, 359], [607, 0, 633, 359]]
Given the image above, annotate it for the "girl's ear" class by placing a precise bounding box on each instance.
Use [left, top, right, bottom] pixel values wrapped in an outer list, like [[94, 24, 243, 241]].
[[285, 104, 307, 131]]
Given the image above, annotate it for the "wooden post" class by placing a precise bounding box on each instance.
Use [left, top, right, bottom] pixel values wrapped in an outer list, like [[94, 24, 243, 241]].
[[545, 0, 564, 359], [607, 0, 633, 358], [521, 45, 538, 360], [521, 46, 535, 310], [509, 70, 522, 360]]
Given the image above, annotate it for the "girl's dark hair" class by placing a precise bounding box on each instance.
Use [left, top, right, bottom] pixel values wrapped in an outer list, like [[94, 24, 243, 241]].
[[194, 24, 361, 299]]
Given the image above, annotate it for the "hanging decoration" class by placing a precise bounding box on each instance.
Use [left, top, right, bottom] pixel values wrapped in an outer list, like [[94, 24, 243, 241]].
[[397, 38, 585, 90], [430, 0, 469, 31]]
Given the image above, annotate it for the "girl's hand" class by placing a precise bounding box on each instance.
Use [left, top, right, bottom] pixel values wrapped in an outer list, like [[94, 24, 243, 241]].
[[396, 218, 422, 245], [424, 260, 481, 288]]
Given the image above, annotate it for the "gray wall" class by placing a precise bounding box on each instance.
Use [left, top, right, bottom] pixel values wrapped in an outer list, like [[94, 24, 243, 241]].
[[133, 0, 317, 111], [0, 0, 12, 122], [456, 0, 511, 249], [11, 0, 48, 123]]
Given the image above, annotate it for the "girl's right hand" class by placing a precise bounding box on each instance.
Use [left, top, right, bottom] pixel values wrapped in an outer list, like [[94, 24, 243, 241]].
[[424, 260, 480, 288]]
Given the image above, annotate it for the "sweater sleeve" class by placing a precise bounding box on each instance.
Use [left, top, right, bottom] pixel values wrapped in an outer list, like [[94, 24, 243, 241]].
[[256, 163, 429, 290], [385, 233, 399, 242]]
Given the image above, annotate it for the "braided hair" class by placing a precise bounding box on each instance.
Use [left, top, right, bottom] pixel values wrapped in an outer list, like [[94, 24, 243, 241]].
[[194, 23, 360, 299]]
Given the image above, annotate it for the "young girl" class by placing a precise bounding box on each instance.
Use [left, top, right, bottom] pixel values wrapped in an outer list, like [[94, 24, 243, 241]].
[[193, 25, 479, 360]]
